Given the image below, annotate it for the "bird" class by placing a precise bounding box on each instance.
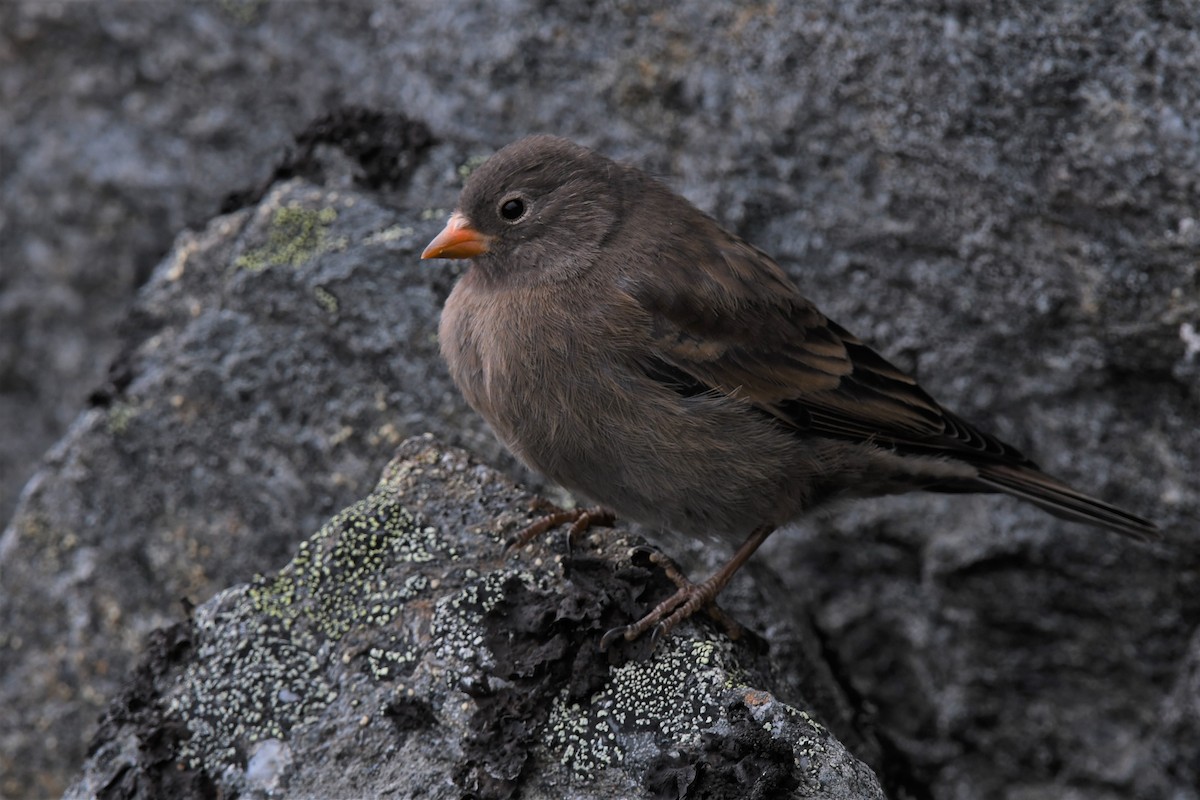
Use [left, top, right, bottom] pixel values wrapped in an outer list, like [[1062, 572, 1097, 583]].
[[421, 134, 1158, 648]]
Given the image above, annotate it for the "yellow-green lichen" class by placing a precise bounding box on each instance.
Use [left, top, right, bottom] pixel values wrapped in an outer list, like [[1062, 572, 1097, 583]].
[[457, 154, 489, 183], [105, 401, 138, 435], [171, 482, 450, 769], [541, 635, 736, 780], [363, 224, 415, 245], [235, 204, 342, 272], [168, 602, 337, 769], [312, 285, 339, 314], [367, 645, 419, 680], [250, 493, 450, 641]]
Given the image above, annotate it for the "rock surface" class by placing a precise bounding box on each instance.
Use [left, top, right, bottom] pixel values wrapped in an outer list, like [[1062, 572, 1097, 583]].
[[63, 437, 886, 800], [1, 1, 1197, 799]]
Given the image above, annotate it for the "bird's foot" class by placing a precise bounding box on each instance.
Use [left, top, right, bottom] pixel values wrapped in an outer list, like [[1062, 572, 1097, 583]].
[[600, 525, 775, 651], [505, 503, 615, 554], [599, 547, 742, 651]]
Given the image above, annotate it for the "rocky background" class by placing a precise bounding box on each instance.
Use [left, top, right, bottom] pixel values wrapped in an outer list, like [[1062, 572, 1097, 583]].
[[1, 1, 1197, 798]]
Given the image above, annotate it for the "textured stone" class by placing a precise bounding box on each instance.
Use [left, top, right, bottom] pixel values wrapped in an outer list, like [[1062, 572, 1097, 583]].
[[0, 2, 1196, 798], [63, 437, 885, 800]]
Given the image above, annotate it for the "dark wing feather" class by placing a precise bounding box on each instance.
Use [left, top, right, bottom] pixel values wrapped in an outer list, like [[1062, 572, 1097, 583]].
[[974, 463, 1158, 540], [622, 214, 1157, 540], [630, 227, 1028, 466]]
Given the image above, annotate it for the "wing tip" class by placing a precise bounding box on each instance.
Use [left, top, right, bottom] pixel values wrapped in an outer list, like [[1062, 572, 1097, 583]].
[[976, 465, 1160, 542]]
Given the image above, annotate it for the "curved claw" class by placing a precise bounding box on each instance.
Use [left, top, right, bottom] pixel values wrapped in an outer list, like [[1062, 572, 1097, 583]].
[[599, 625, 632, 652], [508, 506, 615, 554], [570, 508, 615, 537], [502, 533, 523, 555]]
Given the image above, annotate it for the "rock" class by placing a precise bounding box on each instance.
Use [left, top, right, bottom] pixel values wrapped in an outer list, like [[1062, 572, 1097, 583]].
[[1, 2, 1197, 798], [62, 437, 886, 800], [0, 176, 501, 798]]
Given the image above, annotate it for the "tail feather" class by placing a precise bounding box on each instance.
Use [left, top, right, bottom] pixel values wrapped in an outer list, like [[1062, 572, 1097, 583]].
[[974, 464, 1159, 541]]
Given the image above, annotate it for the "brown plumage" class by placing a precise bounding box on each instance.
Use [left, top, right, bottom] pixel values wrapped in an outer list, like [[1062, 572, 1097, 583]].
[[423, 135, 1157, 645]]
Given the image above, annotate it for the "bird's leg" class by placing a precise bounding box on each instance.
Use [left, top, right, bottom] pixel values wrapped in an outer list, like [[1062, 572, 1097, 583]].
[[505, 504, 616, 553], [633, 546, 746, 641], [600, 524, 775, 650]]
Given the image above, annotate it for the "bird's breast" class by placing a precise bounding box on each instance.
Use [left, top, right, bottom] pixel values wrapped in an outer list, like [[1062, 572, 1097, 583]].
[[438, 271, 825, 538], [440, 275, 613, 463]]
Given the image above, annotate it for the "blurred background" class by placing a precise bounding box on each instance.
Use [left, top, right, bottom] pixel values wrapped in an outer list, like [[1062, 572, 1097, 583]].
[[1, 2, 1197, 798]]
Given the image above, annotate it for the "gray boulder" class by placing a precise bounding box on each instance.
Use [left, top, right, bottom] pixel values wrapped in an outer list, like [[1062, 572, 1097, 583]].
[[0, 1, 1196, 798], [63, 436, 886, 800]]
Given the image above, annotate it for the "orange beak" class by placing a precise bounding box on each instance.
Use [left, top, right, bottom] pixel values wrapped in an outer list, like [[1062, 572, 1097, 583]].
[[421, 212, 492, 259]]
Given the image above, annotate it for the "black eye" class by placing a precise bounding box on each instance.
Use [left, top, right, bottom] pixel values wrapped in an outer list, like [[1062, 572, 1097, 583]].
[[499, 197, 526, 221]]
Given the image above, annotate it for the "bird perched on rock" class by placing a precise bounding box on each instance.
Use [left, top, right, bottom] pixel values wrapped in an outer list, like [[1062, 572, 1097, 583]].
[[422, 135, 1158, 647]]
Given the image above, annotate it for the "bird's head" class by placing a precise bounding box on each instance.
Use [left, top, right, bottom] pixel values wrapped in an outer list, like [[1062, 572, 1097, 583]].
[[422, 135, 625, 285]]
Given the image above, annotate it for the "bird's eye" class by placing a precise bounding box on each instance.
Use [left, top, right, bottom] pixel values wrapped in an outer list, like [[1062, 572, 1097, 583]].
[[499, 197, 526, 221]]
